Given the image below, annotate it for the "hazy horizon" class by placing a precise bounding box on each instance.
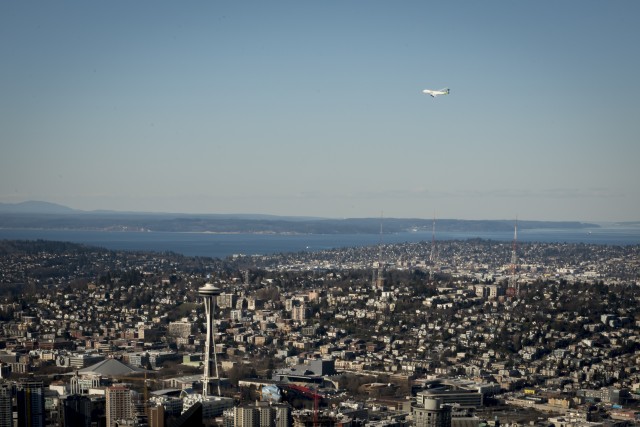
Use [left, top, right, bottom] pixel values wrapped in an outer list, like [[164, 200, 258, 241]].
[[2, 2, 639, 222], [3, 199, 637, 225]]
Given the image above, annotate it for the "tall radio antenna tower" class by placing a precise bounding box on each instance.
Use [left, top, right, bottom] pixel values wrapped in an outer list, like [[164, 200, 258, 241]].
[[372, 212, 385, 290], [509, 218, 519, 296], [429, 212, 437, 274]]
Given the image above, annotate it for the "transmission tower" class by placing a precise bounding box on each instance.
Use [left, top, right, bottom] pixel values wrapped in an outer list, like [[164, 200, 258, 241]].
[[372, 212, 385, 290], [429, 212, 438, 275], [509, 218, 519, 296]]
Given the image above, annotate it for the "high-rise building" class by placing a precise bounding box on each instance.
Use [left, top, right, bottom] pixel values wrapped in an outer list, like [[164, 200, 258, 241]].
[[223, 408, 235, 427], [105, 386, 132, 427], [63, 394, 93, 427], [64, 395, 105, 427], [218, 293, 237, 309], [0, 382, 12, 427], [17, 380, 45, 427], [291, 302, 308, 323], [234, 405, 259, 427], [274, 404, 292, 427], [258, 404, 275, 427], [231, 403, 291, 427]]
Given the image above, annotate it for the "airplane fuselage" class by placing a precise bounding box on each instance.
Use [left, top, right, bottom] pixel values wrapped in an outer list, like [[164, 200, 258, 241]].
[[422, 88, 450, 98]]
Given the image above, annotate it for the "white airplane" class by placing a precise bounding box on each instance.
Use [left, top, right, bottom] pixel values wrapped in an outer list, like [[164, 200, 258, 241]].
[[422, 88, 450, 98]]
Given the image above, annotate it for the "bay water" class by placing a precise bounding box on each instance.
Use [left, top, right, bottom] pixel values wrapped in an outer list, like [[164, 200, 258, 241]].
[[0, 225, 638, 259]]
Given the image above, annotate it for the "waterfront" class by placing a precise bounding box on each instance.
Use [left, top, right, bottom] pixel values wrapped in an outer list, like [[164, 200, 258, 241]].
[[1, 224, 639, 259]]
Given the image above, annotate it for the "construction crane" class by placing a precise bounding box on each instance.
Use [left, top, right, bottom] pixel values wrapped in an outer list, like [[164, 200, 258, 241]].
[[279, 384, 323, 425]]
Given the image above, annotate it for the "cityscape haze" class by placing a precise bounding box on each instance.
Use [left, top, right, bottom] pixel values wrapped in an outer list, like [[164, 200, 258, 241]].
[[1, 2, 640, 222]]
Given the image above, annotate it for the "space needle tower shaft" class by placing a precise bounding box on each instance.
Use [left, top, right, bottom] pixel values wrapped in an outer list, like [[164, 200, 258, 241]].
[[199, 283, 221, 397]]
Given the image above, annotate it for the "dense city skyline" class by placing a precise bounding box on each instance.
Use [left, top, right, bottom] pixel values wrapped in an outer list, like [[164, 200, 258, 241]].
[[2, 2, 639, 222]]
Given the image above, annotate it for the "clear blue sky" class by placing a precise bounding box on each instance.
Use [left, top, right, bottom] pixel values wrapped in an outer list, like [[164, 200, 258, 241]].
[[2, 1, 639, 222]]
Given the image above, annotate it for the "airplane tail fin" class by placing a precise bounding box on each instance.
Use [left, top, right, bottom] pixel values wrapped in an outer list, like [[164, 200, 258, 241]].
[[445, 88, 450, 95]]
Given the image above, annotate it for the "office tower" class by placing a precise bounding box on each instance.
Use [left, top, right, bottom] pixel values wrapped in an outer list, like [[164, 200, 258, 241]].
[[106, 386, 132, 427], [17, 380, 45, 427], [199, 282, 221, 397], [234, 405, 259, 427], [258, 404, 275, 427], [274, 404, 292, 427], [63, 394, 93, 427], [0, 382, 12, 427]]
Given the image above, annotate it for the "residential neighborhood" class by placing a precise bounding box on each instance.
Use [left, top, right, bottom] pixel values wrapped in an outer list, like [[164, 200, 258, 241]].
[[0, 238, 639, 426]]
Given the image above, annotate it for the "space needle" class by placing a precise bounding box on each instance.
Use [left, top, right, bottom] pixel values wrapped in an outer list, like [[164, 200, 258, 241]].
[[199, 282, 221, 397]]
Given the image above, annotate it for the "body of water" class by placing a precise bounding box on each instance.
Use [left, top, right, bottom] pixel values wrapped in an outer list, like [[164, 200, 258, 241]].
[[1, 225, 639, 259]]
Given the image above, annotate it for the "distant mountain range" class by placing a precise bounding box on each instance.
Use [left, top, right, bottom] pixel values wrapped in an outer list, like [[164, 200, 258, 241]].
[[0, 201, 79, 214], [0, 201, 600, 234]]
